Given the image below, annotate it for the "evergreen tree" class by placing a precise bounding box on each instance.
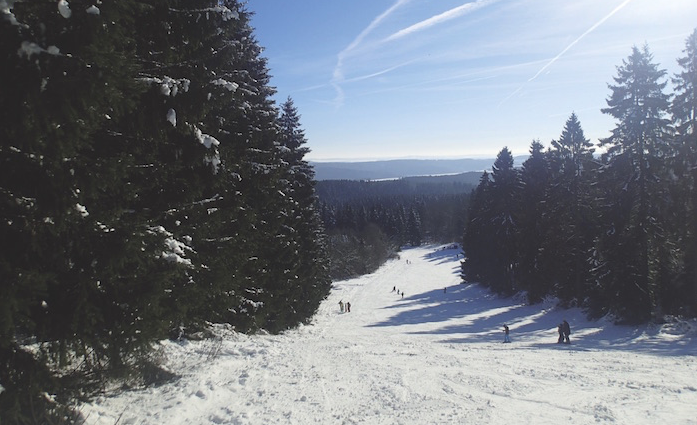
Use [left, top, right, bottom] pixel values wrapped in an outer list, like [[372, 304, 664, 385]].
[[261, 97, 331, 332], [671, 28, 697, 315], [0, 1, 188, 420], [544, 113, 597, 306], [516, 140, 551, 302], [465, 148, 521, 294], [462, 172, 494, 284], [594, 45, 674, 322]]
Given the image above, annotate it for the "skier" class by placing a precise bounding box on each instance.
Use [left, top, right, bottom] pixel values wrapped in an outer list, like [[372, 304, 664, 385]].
[[346, 302, 351, 313], [503, 324, 511, 343], [562, 320, 571, 344], [339, 300, 344, 313], [557, 323, 564, 343]]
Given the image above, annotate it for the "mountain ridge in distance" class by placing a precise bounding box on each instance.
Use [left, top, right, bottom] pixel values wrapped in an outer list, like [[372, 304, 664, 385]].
[[310, 157, 528, 181]]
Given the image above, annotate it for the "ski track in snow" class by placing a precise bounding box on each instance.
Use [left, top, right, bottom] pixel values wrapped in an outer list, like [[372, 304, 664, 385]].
[[81, 245, 697, 425]]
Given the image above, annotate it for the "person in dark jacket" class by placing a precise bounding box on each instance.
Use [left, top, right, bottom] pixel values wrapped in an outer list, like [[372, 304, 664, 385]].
[[562, 320, 571, 344]]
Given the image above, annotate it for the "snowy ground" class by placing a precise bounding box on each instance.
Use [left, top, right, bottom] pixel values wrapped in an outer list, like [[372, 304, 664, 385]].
[[81, 245, 697, 425]]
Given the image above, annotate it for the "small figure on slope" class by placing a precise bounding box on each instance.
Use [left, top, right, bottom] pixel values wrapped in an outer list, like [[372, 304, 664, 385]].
[[503, 324, 511, 343], [346, 302, 351, 313], [557, 323, 564, 344], [562, 320, 571, 344], [339, 300, 344, 313]]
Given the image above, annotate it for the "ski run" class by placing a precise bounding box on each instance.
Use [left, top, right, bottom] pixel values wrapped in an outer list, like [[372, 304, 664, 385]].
[[81, 244, 697, 425]]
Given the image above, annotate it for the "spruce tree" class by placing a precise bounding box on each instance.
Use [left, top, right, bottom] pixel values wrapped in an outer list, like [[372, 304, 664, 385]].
[[516, 140, 551, 302], [544, 113, 597, 306], [465, 148, 521, 294], [594, 45, 674, 322], [671, 28, 697, 315], [0, 1, 188, 420]]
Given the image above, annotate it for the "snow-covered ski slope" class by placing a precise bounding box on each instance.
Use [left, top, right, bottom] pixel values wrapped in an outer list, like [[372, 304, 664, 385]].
[[82, 245, 697, 425]]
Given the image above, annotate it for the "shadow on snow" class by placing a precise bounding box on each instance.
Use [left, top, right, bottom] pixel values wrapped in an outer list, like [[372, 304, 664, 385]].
[[366, 281, 696, 357]]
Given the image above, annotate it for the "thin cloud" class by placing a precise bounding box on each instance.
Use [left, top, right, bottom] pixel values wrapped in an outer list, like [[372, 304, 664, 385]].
[[528, 0, 634, 82], [332, 0, 412, 107], [500, 0, 634, 106], [344, 60, 418, 84], [384, 0, 500, 42]]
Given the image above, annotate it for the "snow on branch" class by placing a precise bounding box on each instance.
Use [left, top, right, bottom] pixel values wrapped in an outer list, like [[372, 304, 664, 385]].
[[169, 6, 239, 22], [212, 78, 239, 93], [139, 76, 191, 97], [149, 225, 194, 267]]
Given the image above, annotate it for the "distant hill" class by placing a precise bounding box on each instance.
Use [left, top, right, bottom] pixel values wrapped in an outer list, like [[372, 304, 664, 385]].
[[310, 157, 528, 181]]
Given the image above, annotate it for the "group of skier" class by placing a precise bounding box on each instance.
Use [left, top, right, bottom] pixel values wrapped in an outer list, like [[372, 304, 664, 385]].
[[557, 320, 571, 344], [501, 320, 571, 344], [338, 300, 351, 313], [392, 286, 404, 299]]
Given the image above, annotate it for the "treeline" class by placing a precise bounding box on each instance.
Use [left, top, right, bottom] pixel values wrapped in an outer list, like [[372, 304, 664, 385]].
[[316, 175, 475, 279], [0, 1, 330, 422], [462, 34, 697, 324]]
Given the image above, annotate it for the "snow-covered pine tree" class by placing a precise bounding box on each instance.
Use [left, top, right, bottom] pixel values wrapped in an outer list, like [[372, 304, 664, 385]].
[[272, 98, 332, 330], [593, 45, 674, 322], [0, 1, 187, 420]]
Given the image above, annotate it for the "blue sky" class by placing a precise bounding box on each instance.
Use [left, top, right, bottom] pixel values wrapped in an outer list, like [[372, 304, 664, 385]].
[[248, 0, 697, 161]]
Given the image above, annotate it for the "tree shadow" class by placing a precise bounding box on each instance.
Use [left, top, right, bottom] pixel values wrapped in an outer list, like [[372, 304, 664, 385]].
[[420, 245, 463, 267], [367, 282, 697, 357]]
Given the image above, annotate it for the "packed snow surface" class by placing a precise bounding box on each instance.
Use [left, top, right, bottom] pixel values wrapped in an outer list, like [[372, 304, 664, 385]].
[[81, 245, 697, 424]]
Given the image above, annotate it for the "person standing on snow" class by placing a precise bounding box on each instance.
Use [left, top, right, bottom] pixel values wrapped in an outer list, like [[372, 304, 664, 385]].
[[346, 302, 351, 313], [562, 320, 571, 344], [503, 324, 511, 343], [557, 323, 564, 343], [339, 300, 344, 313]]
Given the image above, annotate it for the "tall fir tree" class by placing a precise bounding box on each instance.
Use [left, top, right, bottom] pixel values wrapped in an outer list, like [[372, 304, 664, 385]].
[[544, 113, 597, 306], [671, 28, 697, 315], [0, 1, 191, 420], [516, 140, 551, 302], [594, 45, 674, 322], [461, 172, 494, 283], [466, 148, 521, 294]]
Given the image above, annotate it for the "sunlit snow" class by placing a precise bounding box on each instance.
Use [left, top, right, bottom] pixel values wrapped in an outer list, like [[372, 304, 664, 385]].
[[81, 244, 697, 425]]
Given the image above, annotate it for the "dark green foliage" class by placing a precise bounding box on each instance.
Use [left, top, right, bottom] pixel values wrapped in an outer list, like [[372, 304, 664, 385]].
[[515, 140, 551, 302], [544, 114, 598, 306], [670, 29, 697, 315], [461, 171, 494, 284], [316, 176, 472, 279], [1, 0, 330, 420], [594, 45, 673, 322], [462, 148, 520, 295], [461, 37, 697, 322]]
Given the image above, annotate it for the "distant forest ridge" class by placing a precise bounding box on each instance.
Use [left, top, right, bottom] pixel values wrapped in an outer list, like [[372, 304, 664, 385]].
[[310, 156, 528, 180]]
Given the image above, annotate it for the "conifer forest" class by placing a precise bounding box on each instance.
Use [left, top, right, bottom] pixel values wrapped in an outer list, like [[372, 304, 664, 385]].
[[1, 1, 332, 421], [0, 0, 696, 422], [462, 40, 697, 324]]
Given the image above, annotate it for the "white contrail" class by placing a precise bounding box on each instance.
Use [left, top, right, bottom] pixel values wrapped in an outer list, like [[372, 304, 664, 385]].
[[528, 0, 633, 82], [385, 0, 500, 42], [331, 0, 411, 106], [500, 0, 633, 106]]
